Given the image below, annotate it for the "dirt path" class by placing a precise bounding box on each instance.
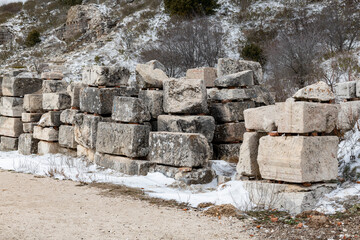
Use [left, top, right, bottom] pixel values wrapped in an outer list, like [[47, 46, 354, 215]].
[[0, 170, 253, 240]]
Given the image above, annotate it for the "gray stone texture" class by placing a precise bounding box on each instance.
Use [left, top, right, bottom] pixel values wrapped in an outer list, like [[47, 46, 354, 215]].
[[138, 90, 164, 119], [60, 109, 79, 125], [244, 105, 278, 132], [337, 101, 360, 131], [186, 67, 217, 88], [293, 81, 335, 102], [0, 136, 18, 151], [2, 75, 42, 97], [74, 114, 101, 149], [0, 97, 24, 117], [213, 122, 246, 143], [42, 93, 71, 111], [23, 123, 37, 133], [21, 113, 42, 123], [24, 94, 43, 113], [334, 81, 356, 99], [213, 143, 242, 163], [135, 60, 169, 89], [214, 70, 254, 87], [0, 116, 23, 137], [42, 80, 68, 93], [112, 97, 151, 123], [38, 141, 60, 155], [82, 65, 130, 87], [67, 82, 85, 108], [33, 126, 59, 142], [77, 145, 96, 163], [59, 125, 77, 149], [207, 88, 256, 102], [41, 71, 63, 80], [209, 101, 255, 123], [18, 133, 39, 155], [38, 111, 62, 127]]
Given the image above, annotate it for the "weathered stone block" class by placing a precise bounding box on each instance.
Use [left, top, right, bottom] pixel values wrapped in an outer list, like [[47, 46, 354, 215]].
[[21, 113, 42, 123], [237, 132, 265, 177], [334, 81, 356, 99], [149, 132, 211, 167], [0, 76, 2, 96], [257, 136, 338, 183], [38, 111, 61, 127], [112, 97, 151, 123], [163, 78, 208, 114], [33, 126, 58, 141], [24, 94, 43, 112], [337, 101, 360, 131], [207, 88, 256, 102], [74, 114, 101, 149], [42, 80, 68, 93], [2, 75, 42, 97], [60, 109, 79, 125], [95, 153, 153, 176], [58, 147, 77, 158], [217, 58, 263, 84], [276, 100, 338, 134], [136, 60, 169, 89], [41, 71, 63, 80], [356, 81, 360, 98], [209, 101, 255, 123], [82, 65, 130, 87], [250, 85, 276, 105], [186, 67, 217, 87], [157, 115, 215, 142], [96, 122, 150, 157], [0, 97, 24, 117], [18, 133, 39, 155], [0, 117, 23, 137], [0, 136, 18, 151], [213, 143, 241, 163], [23, 123, 37, 133], [77, 145, 96, 162], [67, 82, 85, 108], [213, 122, 246, 143], [293, 81, 335, 102], [138, 90, 163, 119], [214, 70, 254, 87], [42, 93, 71, 111], [38, 141, 60, 155], [244, 105, 277, 132], [59, 125, 77, 149]]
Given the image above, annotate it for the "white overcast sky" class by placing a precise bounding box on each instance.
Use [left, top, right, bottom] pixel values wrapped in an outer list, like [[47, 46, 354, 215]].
[[0, 0, 28, 6]]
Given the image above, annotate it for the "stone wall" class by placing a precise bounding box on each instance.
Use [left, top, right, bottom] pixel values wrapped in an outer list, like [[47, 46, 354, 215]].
[[0, 26, 13, 45]]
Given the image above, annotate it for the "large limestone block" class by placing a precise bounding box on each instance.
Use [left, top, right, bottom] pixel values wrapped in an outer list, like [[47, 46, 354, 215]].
[[38, 111, 61, 127], [209, 101, 255, 123], [337, 101, 360, 131], [163, 78, 208, 114], [250, 85, 276, 105], [96, 122, 150, 158], [95, 153, 152, 176], [42, 80, 68, 93], [217, 58, 263, 84], [0, 97, 24, 117], [207, 88, 256, 102], [277, 100, 338, 134], [0, 117, 23, 137], [59, 125, 77, 149], [2, 75, 42, 97], [257, 136, 338, 183], [112, 97, 151, 123], [82, 65, 130, 87], [149, 132, 211, 167], [38, 141, 60, 155], [334, 81, 356, 99], [214, 70, 254, 87], [74, 114, 101, 149], [23, 123, 37, 133], [237, 132, 265, 177], [157, 115, 215, 142], [0, 136, 18, 151], [186, 67, 217, 87], [21, 113, 42, 123], [41, 71, 63, 80], [80, 87, 123, 115], [33, 126, 59, 141], [213, 122, 246, 143], [135, 60, 169, 89], [213, 143, 241, 163], [77, 145, 96, 163], [293, 81, 335, 102], [67, 82, 85, 108], [60, 109, 79, 125], [18, 133, 39, 155], [138, 90, 163, 119], [42, 93, 71, 110], [244, 105, 277, 132], [24, 94, 43, 112]]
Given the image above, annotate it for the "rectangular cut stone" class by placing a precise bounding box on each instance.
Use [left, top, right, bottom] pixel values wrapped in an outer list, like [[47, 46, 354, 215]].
[[77, 145, 96, 163], [276, 101, 338, 134], [237, 132, 266, 177], [42, 80, 68, 93], [244, 105, 277, 132], [60, 109, 79, 125], [18, 133, 39, 155], [213, 143, 242, 163], [149, 132, 211, 167], [41, 71, 63, 80], [356, 81, 360, 98], [96, 122, 150, 157], [138, 90, 164, 119], [0, 136, 18, 151], [67, 82, 85, 108], [186, 67, 217, 87], [58, 147, 77, 158], [258, 136, 338, 183], [38, 141, 60, 155], [335, 81, 356, 99], [337, 101, 360, 131], [135, 61, 169, 89], [207, 88, 256, 101], [59, 125, 77, 149], [0, 97, 23, 117], [112, 97, 151, 123], [0, 117, 23, 137], [157, 115, 215, 142], [24, 94, 43, 112], [163, 78, 208, 114], [23, 123, 37, 133], [38, 111, 61, 127], [74, 114, 101, 149], [95, 153, 152, 176], [21, 113, 42, 123], [33, 126, 58, 141], [82, 65, 130, 87], [214, 70, 254, 87], [43, 93, 71, 111], [213, 122, 246, 143], [209, 101, 255, 123], [2, 76, 42, 97]]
